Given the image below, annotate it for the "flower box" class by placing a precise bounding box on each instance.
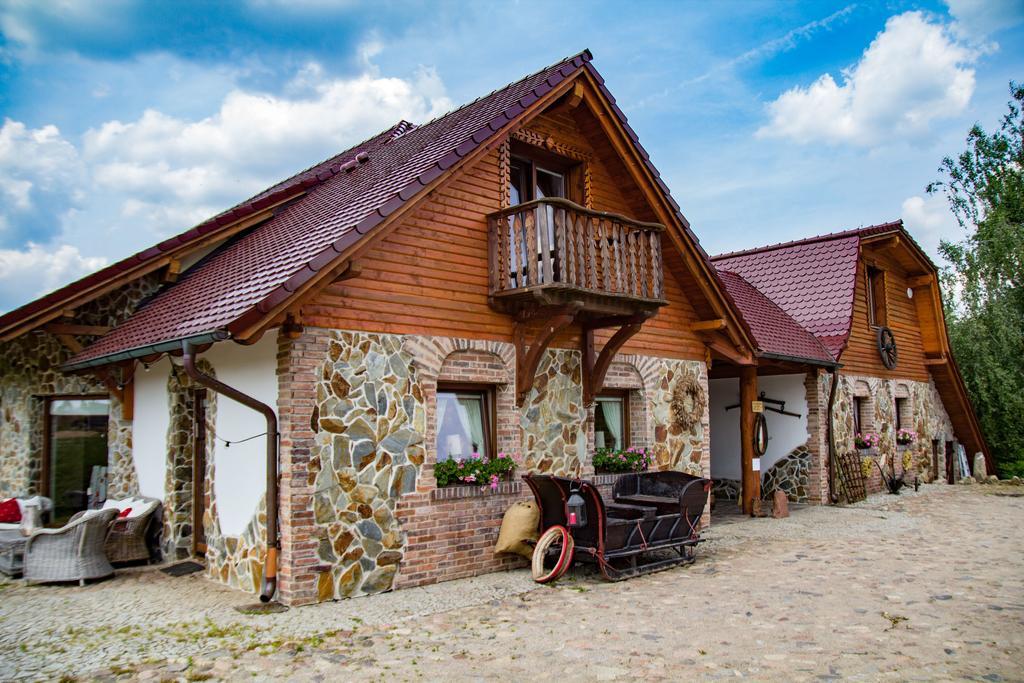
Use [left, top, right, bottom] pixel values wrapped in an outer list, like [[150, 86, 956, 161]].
[[434, 452, 520, 490], [593, 446, 651, 474]]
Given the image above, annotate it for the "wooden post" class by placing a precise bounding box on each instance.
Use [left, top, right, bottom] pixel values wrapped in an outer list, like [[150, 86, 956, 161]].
[[740, 365, 759, 515]]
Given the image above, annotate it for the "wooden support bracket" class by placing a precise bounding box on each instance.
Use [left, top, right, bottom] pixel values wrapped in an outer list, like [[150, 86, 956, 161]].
[[282, 312, 304, 340], [581, 313, 649, 406], [514, 304, 581, 406], [690, 318, 726, 332], [907, 274, 933, 289], [163, 258, 182, 284]]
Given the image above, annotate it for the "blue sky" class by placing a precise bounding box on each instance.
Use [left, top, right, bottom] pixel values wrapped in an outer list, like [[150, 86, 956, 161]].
[[0, 0, 1022, 312]]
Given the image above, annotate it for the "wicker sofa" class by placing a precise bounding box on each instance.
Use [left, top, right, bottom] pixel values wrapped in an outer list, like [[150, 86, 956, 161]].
[[99, 497, 162, 564], [0, 496, 53, 531], [23, 508, 118, 585]]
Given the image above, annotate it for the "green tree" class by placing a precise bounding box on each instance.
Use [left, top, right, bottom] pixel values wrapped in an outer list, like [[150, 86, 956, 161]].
[[927, 82, 1024, 478]]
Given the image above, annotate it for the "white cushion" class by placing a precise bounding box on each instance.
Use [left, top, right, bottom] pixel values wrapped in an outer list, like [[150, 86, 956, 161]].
[[123, 500, 157, 519], [16, 496, 43, 515], [0, 522, 20, 531]]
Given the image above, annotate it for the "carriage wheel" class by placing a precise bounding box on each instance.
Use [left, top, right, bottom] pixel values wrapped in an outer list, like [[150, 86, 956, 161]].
[[532, 525, 575, 584], [876, 326, 898, 369]]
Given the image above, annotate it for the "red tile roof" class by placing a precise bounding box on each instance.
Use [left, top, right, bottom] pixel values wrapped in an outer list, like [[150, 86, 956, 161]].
[[712, 222, 903, 358], [716, 270, 835, 364], [65, 51, 601, 369]]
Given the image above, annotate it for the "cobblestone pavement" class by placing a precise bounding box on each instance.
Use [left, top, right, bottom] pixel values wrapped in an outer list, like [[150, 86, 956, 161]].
[[2, 484, 1022, 681]]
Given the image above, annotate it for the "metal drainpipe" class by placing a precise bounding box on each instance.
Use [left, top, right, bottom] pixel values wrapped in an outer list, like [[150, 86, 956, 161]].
[[826, 367, 841, 504], [182, 341, 280, 602]]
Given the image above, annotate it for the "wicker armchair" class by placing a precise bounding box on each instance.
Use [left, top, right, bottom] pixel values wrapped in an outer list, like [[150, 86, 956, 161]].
[[23, 508, 117, 585], [103, 497, 162, 564]]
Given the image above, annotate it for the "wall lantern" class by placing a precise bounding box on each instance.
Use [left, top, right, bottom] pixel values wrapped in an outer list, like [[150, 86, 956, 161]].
[[566, 484, 587, 528]]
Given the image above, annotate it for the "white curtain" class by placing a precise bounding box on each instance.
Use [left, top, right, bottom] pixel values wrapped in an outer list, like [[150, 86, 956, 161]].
[[598, 398, 623, 449], [458, 398, 486, 455]]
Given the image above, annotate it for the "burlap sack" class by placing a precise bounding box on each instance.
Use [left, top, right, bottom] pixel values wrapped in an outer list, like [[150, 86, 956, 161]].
[[494, 500, 539, 558]]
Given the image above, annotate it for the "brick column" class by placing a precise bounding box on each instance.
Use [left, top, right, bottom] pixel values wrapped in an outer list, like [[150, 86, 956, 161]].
[[276, 328, 325, 606], [804, 369, 831, 504]]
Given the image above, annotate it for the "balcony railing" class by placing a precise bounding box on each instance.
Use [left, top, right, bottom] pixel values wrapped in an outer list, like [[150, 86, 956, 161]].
[[487, 198, 666, 313]]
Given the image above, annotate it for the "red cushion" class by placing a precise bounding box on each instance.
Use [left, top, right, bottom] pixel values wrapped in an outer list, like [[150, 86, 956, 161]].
[[0, 498, 21, 524], [118, 507, 133, 518]]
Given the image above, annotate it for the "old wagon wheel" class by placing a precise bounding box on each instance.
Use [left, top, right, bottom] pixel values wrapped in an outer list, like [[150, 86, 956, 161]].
[[753, 412, 768, 457], [876, 326, 898, 369], [532, 525, 574, 584]]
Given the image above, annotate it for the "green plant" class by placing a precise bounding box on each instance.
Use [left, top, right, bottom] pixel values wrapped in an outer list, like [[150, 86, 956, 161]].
[[928, 82, 1024, 478], [593, 446, 651, 473], [854, 432, 880, 450], [434, 452, 519, 488]]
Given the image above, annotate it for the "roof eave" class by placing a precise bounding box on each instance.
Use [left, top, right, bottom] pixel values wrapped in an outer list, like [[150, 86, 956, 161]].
[[757, 351, 840, 369], [60, 330, 230, 373]]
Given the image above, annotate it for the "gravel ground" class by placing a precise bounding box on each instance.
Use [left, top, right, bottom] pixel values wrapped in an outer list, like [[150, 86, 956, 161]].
[[1, 482, 1022, 681]]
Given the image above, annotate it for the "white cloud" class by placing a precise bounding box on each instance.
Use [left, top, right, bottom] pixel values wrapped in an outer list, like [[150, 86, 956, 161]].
[[0, 243, 107, 311], [757, 12, 978, 146], [901, 193, 964, 259], [0, 60, 452, 312], [945, 0, 1024, 39], [0, 118, 84, 239]]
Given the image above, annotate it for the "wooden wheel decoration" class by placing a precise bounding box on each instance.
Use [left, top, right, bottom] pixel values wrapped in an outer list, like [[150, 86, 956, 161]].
[[876, 326, 898, 369], [753, 412, 768, 457]]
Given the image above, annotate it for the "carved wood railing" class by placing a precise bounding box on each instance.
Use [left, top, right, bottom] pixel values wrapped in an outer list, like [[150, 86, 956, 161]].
[[487, 198, 665, 303]]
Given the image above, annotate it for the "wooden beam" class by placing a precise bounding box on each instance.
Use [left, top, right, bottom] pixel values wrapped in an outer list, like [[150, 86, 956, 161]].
[[690, 318, 727, 332], [873, 235, 901, 251], [282, 313, 304, 340], [332, 260, 363, 283], [924, 356, 948, 366], [740, 366, 759, 516], [907, 274, 933, 289], [43, 323, 111, 336], [566, 82, 585, 109], [56, 334, 83, 354], [163, 258, 182, 284], [704, 337, 754, 366]]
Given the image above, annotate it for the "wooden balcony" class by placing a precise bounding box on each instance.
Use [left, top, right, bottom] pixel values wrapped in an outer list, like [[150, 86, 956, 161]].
[[487, 198, 667, 318]]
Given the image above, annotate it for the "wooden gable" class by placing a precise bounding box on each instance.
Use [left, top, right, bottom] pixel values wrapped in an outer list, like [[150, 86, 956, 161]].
[[301, 73, 747, 363]]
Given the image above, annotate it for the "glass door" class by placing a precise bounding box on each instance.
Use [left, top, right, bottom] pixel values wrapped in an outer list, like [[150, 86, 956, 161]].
[[46, 397, 110, 523]]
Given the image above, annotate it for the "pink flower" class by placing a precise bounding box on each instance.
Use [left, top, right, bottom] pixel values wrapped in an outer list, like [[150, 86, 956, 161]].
[[471, 452, 481, 460], [464, 474, 476, 483], [490, 474, 500, 491]]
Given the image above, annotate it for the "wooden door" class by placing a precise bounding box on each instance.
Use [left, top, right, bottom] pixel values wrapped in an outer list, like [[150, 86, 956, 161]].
[[945, 440, 954, 485], [192, 389, 208, 556], [931, 439, 940, 482]]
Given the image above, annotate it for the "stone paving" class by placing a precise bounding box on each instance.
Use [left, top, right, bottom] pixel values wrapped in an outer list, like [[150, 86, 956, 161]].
[[1, 483, 1022, 681]]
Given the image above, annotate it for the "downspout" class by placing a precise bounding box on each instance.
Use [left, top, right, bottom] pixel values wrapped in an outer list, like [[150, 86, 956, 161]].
[[182, 341, 280, 602], [826, 367, 841, 504]]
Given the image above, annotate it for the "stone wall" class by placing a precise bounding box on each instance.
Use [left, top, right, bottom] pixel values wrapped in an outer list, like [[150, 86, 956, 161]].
[[274, 327, 712, 605], [760, 446, 812, 502], [0, 276, 159, 499], [831, 373, 956, 494]]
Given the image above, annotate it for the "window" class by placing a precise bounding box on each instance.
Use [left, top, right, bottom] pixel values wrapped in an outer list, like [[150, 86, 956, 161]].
[[594, 391, 630, 451], [853, 396, 866, 436], [435, 384, 495, 461], [43, 396, 110, 522], [895, 397, 910, 431], [866, 266, 887, 327], [509, 151, 569, 206]]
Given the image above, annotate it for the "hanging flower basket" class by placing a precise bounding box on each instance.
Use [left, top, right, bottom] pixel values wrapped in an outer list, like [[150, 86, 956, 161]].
[[895, 428, 918, 449]]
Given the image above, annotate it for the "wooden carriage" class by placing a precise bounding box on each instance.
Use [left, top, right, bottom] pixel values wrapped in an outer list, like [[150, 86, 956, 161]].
[[523, 471, 710, 580]]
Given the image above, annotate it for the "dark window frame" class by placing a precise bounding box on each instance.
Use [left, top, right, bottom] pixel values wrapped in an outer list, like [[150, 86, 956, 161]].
[[866, 265, 888, 328], [853, 396, 865, 436], [895, 397, 908, 431], [595, 388, 631, 451], [39, 393, 110, 498], [509, 141, 580, 206], [436, 382, 497, 461]]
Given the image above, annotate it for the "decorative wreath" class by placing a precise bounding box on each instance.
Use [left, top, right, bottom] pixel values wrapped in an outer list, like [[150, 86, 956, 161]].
[[671, 375, 706, 433]]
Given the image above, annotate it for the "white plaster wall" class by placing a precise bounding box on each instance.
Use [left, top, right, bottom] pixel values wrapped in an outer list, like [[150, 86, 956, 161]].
[[204, 333, 278, 536], [132, 357, 172, 499], [709, 374, 809, 480]]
